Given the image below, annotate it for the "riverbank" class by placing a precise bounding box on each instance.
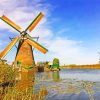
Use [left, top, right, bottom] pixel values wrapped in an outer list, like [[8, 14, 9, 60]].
[[60, 64, 100, 69]]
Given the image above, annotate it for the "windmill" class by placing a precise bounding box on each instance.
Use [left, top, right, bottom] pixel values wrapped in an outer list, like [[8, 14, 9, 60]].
[[0, 12, 48, 68], [98, 52, 100, 64]]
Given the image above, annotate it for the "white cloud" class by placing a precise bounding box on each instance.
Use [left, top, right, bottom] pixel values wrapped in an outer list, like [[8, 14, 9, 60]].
[[0, 42, 2, 46], [0, 0, 49, 32], [0, 0, 53, 48], [45, 37, 98, 65], [47, 38, 83, 64], [0, 0, 98, 65]]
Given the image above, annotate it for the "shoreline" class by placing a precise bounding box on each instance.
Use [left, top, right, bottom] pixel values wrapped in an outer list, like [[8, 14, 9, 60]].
[[60, 64, 100, 69]]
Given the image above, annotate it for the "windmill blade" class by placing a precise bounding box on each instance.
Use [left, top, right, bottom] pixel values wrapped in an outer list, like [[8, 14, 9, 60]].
[[0, 37, 19, 58], [25, 12, 44, 32], [26, 39, 48, 54], [0, 15, 22, 33]]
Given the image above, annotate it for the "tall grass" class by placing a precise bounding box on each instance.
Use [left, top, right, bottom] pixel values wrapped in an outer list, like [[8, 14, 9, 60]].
[[0, 61, 48, 100]]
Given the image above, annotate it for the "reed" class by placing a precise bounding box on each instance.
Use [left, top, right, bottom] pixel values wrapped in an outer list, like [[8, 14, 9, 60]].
[[0, 61, 48, 100]]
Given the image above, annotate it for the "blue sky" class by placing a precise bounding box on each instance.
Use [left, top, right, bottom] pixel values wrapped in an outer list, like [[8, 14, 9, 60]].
[[0, 0, 100, 65]]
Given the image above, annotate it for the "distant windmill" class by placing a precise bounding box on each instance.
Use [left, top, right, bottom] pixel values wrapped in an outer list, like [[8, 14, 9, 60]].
[[98, 52, 100, 64], [0, 12, 48, 67]]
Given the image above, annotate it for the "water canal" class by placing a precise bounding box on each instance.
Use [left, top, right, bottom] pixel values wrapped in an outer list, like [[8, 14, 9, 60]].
[[34, 69, 100, 100]]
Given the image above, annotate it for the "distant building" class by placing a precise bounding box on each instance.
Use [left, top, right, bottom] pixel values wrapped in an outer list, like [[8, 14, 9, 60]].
[[36, 62, 45, 72]]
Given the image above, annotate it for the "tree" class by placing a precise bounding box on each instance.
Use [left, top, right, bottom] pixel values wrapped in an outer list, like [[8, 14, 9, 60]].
[[53, 58, 60, 66], [52, 58, 60, 69]]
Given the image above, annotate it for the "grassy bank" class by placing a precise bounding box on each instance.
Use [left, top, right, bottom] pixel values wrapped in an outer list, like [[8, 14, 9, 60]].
[[61, 64, 100, 69], [0, 61, 48, 100]]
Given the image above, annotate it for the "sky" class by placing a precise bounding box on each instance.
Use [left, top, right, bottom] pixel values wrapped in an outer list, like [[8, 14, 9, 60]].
[[0, 0, 100, 65]]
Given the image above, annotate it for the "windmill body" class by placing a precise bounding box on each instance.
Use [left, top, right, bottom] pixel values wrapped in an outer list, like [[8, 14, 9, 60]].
[[15, 39, 35, 67], [0, 12, 48, 68]]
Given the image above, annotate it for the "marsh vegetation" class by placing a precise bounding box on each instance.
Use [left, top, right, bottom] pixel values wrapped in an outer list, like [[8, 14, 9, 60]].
[[0, 61, 48, 100]]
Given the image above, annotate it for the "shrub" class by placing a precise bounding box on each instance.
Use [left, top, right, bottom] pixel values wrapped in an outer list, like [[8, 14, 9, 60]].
[[53, 58, 60, 66]]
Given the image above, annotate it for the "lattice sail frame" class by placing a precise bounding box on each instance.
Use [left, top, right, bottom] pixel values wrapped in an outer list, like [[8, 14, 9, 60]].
[[0, 12, 48, 67]]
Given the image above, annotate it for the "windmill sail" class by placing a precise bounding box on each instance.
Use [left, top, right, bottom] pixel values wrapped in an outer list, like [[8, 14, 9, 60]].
[[0, 37, 19, 58], [0, 15, 22, 32], [26, 39, 48, 54], [25, 12, 44, 32], [0, 12, 48, 67]]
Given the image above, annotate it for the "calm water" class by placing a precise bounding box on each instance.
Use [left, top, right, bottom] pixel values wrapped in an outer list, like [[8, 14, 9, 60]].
[[34, 69, 100, 100]]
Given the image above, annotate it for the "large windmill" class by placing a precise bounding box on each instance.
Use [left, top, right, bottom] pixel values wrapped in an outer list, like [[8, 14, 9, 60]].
[[0, 12, 48, 68]]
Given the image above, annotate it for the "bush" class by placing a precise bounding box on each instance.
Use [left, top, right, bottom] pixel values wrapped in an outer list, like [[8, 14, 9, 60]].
[[53, 58, 60, 66]]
